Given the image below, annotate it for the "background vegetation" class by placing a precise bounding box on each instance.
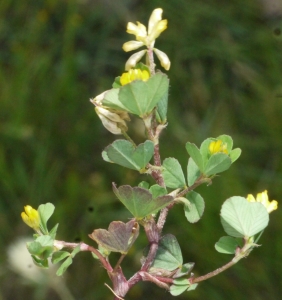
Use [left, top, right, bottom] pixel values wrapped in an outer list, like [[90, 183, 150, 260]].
[[1, 0, 281, 299]]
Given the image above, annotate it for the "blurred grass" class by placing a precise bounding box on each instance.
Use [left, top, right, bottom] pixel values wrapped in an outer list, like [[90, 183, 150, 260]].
[[0, 0, 282, 299]]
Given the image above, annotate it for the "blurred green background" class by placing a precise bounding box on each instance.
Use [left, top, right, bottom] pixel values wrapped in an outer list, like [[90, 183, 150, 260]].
[[1, 0, 282, 299]]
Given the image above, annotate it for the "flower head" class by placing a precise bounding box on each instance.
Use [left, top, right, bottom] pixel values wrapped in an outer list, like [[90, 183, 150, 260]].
[[247, 190, 278, 213], [209, 140, 228, 155], [120, 68, 150, 86], [21, 205, 40, 231], [122, 8, 170, 71]]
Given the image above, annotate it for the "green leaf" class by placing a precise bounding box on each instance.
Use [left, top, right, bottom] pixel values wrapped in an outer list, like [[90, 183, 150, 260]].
[[216, 134, 233, 152], [215, 236, 243, 254], [230, 148, 242, 162], [220, 196, 269, 238], [31, 255, 49, 268], [170, 283, 189, 296], [56, 256, 73, 276], [185, 142, 204, 172], [113, 184, 173, 219], [150, 234, 183, 271], [187, 158, 201, 186], [149, 184, 167, 198], [173, 263, 195, 278], [102, 88, 128, 111], [38, 203, 55, 234], [138, 181, 150, 189], [101, 150, 113, 163], [173, 278, 190, 285], [71, 245, 81, 257], [118, 73, 169, 117], [187, 284, 198, 291], [112, 76, 122, 88], [204, 153, 232, 176], [52, 251, 70, 264], [27, 236, 54, 260], [184, 191, 205, 223], [89, 219, 139, 254], [104, 139, 154, 171], [162, 158, 186, 188], [200, 138, 213, 165], [156, 89, 168, 123], [49, 223, 59, 239]]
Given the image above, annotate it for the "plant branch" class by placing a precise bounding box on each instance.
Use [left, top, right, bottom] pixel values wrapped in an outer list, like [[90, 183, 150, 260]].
[[189, 259, 236, 284], [54, 240, 113, 272]]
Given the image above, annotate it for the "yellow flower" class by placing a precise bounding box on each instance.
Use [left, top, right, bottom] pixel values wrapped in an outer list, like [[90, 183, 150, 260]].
[[247, 190, 278, 213], [209, 140, 228, 155], [21, 205, 40, 231], [122, 8, 170, 71], [120, 69, 150, 86]]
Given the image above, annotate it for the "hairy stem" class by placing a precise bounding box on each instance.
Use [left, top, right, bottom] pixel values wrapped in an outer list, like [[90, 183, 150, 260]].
[[54, 240, 113, 272], [189, 260, 236, 284]]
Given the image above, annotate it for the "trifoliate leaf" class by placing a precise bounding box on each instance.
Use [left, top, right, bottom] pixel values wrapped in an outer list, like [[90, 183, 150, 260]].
[[113, 184, 173, 219], [149, 234, 183, 271], [118, 73, 169, 117], [220, 196, 269, 238], [89, 219, 139, 254], [103, 139, 154, 171]]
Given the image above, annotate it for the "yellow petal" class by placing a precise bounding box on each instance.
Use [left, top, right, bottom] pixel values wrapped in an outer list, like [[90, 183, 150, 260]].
[[21, 205, 40, 230], [148, 19, 168, 42], [148, 8, 163, 35], [267, 200, 278, 213], [246, 190, 278, 213], [126, 21, 147, 40], [120, 69, 150, 85], [246, 194, 256, 202], [153, 48, 171, 70], [124, 50, 146, 70], [122, 40, 144, 52]]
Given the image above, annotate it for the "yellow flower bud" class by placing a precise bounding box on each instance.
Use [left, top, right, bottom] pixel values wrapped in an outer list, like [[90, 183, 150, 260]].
[[124, 50, 146, 71], [209, 140, 228, 155], [120, 69, 150, 86], [153, 48, 171, 70], [21, 205, 40, 231], [247, 190, 278, 213]]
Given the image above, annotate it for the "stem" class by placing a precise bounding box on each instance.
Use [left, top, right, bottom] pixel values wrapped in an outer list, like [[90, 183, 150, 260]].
[[189, 260, 236, 284], [176, 175, 206, 198], [113, 254, 126, 272], [54, 240, 113, 272], [147, 48, 155, 75], [190, 239, 256, 284], [122, 130, 136, 147]]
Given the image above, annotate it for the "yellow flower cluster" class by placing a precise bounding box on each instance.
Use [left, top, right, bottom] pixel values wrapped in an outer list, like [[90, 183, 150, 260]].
[[120, 69, 150, 86], [122, 8, 170, 71], [21, 205, 40, 231], [209, 140, 228, 155], [247, 190, 278, 213]]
